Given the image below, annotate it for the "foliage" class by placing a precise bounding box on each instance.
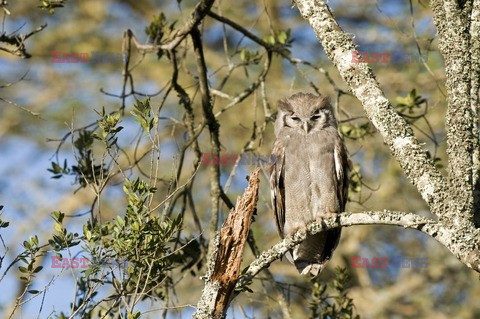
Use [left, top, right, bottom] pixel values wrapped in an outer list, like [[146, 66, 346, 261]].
[[37, 0, 67, 14], [395, 89, 426, 116], [48, 129, 108, 188], [96, 108, 123, 147], [340, 122, 374, 140], [264, 28, 293, 56], [145, 13, 177, 59], [46, 179, 186, 318], [131, 98, 158, 134], [309, 267, 360, 319]]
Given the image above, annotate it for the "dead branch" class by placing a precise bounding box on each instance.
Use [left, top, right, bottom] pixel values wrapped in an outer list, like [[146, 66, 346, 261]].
[[193, 169, 260, 319]]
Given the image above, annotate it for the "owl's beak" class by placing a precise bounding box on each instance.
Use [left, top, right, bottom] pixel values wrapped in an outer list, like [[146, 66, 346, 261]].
[[303, 121, 311, 133]]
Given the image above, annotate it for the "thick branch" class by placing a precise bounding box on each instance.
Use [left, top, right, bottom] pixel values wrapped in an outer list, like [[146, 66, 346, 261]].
[[235, 211, 438, 292], [469, 1, 480, 225], [294, 0, 448, 216], [431, 0, 478, 223]]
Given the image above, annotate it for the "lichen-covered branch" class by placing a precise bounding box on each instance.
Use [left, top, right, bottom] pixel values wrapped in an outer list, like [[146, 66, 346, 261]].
[[193, 169, 260, 319], [294, 0, 448, 215], [235, 211, 438, 292], [431, 0, 478, 224], [469, 0, 480, 226]]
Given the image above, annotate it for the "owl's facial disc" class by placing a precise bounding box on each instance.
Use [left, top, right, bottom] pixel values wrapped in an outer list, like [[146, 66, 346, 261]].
[[284, 109, 332, 134]]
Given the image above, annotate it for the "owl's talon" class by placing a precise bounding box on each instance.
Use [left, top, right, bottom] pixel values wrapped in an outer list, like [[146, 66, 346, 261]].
[[288, 224, 305, 236]]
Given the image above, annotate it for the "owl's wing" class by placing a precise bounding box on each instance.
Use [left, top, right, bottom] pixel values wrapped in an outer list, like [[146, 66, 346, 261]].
[[269, 139, 286, 238], [317, 136, 350, 266], [334, 137, 351, 212]]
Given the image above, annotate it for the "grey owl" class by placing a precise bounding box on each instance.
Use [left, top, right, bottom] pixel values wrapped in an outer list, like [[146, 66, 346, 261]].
[[269, 92, 350, 277]]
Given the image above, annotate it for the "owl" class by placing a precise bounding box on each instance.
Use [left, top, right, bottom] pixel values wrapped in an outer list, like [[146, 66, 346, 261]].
[[269, 92, 350, 277]]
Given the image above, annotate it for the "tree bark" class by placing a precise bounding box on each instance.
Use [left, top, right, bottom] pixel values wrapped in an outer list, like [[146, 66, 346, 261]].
[[193, 169, 260, 319]]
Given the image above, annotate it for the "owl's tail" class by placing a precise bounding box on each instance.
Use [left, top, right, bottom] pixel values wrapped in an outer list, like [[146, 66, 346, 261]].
[[287, 228, 341, 277]]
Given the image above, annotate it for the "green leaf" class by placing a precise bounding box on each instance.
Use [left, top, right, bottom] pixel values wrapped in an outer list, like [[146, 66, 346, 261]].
[[54, 222, 63, 232], [117, 216, 125, 227], [85, 229, 92, 241], [31, 235, 39, 246], [18, 266, 28, 273], [277, 31, 288, 44], [240, 48, 247, 62], [128, 311, 141, 319], [23, 241, 31, 250]]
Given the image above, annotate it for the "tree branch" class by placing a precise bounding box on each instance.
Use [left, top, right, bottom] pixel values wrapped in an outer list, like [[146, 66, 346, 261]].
[[193, 169, 260, 319], [190, 27, 223, 261], [471, 0, 480, 227], [207, 10, 344, 94], [207, 11, 289, 56], [0, 23, 47, 58], [235, 211, 438, 292], [431, 0, 478, 224], [214, 51, 272, 118], [127, 0, 216, 52]]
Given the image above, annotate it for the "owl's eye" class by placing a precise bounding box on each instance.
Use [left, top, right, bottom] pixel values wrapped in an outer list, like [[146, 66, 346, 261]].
[[291, 116, 301, 121], [311, 114, 322, 120]]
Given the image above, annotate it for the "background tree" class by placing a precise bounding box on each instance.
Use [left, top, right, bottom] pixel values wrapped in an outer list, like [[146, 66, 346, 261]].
[[0, 0, 479, 318]]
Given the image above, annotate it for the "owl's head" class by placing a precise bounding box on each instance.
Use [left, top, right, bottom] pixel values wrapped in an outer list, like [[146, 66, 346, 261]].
[[274, 93, 337, 136]]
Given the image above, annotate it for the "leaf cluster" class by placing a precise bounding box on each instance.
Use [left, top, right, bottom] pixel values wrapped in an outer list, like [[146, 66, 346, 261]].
[[309, 267, 360, 319], [131, 98, 158, 133]]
